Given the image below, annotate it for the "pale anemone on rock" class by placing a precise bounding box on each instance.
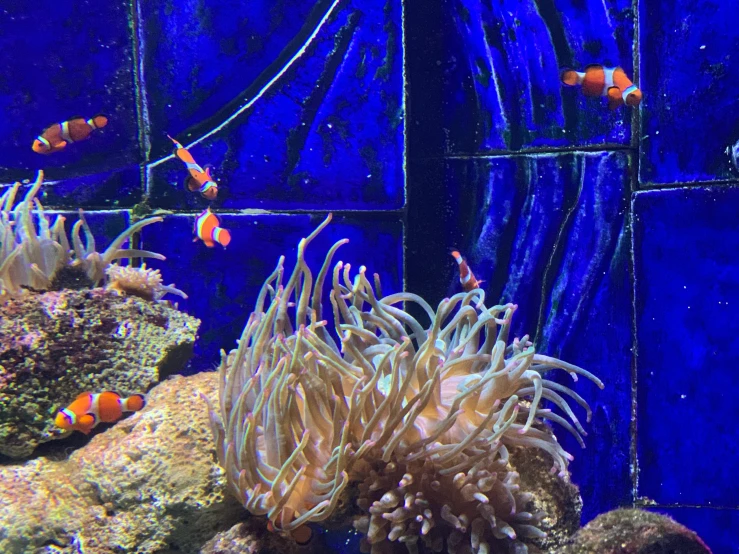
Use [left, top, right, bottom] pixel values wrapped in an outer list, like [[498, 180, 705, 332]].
[[205, 214, 604, 554], [0, 170, 171, 300], [106, 263, 188, 302]]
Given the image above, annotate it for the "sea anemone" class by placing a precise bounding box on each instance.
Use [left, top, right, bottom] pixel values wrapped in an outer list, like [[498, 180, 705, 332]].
[[0, 170, 174, 299], [206, 214, 603, 553], [106, 263, 188, 302]]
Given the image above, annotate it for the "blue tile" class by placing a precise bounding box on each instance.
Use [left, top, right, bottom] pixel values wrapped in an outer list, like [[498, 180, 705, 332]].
[[407, 152, 633, 520], [634, 185, 739, 506], [415, 0, 634, 156], [147, 0, 403, 211], [646, 507, 738, 554], [140, 213, 403, 370], [639, 1, 739, 184], [0, 3, 140, 178], [140, 0, 320, 157], [0, 167, 142, 209]]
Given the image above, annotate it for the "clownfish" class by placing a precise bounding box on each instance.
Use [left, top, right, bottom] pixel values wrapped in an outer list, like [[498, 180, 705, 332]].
[[167, 134, 218, 201], [54, 391, 146, 435], [194, 208, 231, 248], [32, 115, 108, 154], [451, 250, 483, 292], [560, 65, 642, 110]]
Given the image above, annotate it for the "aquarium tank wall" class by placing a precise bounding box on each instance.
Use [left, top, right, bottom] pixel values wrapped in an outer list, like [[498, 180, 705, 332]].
[[0, 0, 736, 553]]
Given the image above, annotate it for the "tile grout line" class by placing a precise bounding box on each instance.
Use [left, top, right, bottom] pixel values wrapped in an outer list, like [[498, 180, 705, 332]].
[[629, 0, 642, 508]]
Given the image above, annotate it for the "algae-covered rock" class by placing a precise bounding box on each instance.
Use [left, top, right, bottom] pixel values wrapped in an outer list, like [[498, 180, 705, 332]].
[[0, 372, 243, 554], [0, 287, 200, 458], [557, 508, 712, 554]]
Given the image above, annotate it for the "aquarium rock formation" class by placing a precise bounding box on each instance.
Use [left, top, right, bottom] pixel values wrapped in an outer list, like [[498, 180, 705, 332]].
[[558, 508, 712, 554], [0, 171, 196, 458], [0, 287, 200, 458], [0, 372, 243, 554], [205, 214, 604, 554]]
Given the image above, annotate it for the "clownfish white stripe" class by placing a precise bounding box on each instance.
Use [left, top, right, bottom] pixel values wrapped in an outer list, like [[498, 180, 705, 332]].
[[602, 67, 615, 95], [60, 121, 73, 143], [622, 84, 638, 101], [199, 181, 216, 194], [36, 136, 51, 149], [213, 228, 225, 243]]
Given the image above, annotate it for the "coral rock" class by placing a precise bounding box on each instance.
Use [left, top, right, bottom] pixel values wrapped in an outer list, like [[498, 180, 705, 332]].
[[557, 508, 712, 554], [0, 372, 244, 553], [0, 288, 200, 458]]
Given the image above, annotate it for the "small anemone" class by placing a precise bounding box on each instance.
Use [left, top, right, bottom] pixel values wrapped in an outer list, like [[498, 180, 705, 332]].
[[106, 263, 188, 302], [0, 170, 168, 299]]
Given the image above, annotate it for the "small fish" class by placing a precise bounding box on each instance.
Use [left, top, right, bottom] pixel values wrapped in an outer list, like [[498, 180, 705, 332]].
[[560, 65, 642, 110], [194, 208, 231, 248], [167, 134, 218, 200], [451, 250, 483, 292], [54, 391, 146, 435], [32, 115, 108, 154]]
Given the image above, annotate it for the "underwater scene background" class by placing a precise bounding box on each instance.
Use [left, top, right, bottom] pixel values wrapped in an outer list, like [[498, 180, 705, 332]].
[[0, 0, 737, 552]]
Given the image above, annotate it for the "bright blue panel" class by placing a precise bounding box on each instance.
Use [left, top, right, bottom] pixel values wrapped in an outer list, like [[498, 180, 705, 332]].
[[147, 0, 403, 211], [407, 153, 633, 521], [646, 507, 737, 554], [639, 1, 739, 184], [634, 186, 739, 506], [141, 0, 319, 157], [140, 213, 403, 369], [427, 0, 634, 155], [0, 3, 139, 178]]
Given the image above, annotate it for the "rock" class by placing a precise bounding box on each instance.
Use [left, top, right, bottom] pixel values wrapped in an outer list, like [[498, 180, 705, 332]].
[[0, 288, 200, 458], [509, 445, 583, 552], [556, 508, 712, 554], [0, 372, 243, 553]]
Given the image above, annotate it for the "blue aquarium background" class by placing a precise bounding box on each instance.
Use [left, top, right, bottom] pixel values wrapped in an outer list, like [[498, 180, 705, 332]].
[[0, 0, 737, 551]]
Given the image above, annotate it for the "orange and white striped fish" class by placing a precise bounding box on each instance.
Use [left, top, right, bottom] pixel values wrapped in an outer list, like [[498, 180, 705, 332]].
[[167, 134, 218, 200], [560, 65, 642, 110], [451, 250, 483, 292], [32, 115, 108, 154], [54, 391, 146, 435], [194, 208, 231, 248]]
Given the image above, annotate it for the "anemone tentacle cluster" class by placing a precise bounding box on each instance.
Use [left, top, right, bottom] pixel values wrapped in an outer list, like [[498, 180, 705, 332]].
[[0, 170, 180, 301], [207, 214, 604, 554]]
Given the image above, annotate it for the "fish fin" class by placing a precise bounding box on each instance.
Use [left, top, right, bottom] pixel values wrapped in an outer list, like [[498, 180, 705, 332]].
[[185, 175, 199, 192], [560, 69, 579, 86], [607, 87, 622, 110], [79, 413, 97, 427], [56, 140, 68, 150]]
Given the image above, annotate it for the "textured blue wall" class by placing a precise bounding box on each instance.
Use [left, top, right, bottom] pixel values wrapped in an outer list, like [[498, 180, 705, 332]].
[[1, 0, 737, 551]]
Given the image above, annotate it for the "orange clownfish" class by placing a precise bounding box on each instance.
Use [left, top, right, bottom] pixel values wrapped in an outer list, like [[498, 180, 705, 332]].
[[32, 115, 108, 154], [54, 391, 146, 435], [194, 208, 231, 248], [167, 134, 218, 201], [560, 65, 642, 110], [451, 250, 483, 292]]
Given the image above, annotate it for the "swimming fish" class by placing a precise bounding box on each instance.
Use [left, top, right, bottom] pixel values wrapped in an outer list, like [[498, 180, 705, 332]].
[[54, 391, 146, 435], [167, 134, 219, 200], [451, 250, 482, 292], [32, 115, 108, 154], [560, 65, 642, 110], [194, 208, 231, 248]]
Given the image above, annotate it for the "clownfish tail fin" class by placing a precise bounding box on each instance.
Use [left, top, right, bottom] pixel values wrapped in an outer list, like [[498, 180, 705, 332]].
[[122, 394, 146, 412], [560, 69, 580, 86]]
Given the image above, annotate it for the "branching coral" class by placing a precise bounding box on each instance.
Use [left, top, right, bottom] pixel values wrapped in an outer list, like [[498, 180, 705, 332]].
[[206, 214, 604, 554], [0, 170, 179, 300]]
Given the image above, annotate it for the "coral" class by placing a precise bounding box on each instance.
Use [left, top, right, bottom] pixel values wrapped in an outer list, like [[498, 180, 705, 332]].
[[206, 214, 603, 553], [106, 262, 188, 302], [0, 288, 200, 458], [0, 372, 243, 554], [558, 509, 712, 554], [0, 170, 168, 299]]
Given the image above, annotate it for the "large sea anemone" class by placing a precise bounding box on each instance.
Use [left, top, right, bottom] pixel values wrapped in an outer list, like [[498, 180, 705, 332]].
[[0, 170, 179, 300], [206, 214, 603, 553]]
